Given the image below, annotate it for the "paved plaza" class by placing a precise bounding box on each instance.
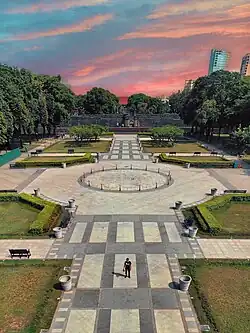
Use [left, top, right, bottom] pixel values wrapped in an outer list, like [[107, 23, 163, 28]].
[[1, 134, 250, 333]]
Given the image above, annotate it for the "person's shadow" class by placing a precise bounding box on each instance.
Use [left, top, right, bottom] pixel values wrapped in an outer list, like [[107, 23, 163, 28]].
[[112, 271, 126, 278]]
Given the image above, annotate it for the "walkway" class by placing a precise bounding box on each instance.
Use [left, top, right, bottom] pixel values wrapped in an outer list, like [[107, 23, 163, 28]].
[[48, 214, 201, 333], [104, 134, 149, 160]]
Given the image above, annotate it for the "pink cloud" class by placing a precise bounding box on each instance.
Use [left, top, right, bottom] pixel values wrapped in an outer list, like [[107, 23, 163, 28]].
[[6, 0, 110, 14], [2, 14, 113, 41]]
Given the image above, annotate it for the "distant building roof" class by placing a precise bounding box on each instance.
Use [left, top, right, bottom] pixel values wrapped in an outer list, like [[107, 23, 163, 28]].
[[119, 96, 128, 104]]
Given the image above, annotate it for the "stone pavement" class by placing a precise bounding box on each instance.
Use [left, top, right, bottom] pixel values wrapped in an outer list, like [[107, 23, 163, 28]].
[[0, 239, 53, 259], [48, 214, 201, 333], [105, 134, 149, 160]]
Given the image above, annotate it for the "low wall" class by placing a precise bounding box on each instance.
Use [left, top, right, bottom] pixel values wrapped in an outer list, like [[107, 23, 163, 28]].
[[0, 148, 21, 167]]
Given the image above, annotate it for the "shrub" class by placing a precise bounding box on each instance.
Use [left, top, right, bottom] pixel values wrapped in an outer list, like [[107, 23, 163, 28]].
[[0, 193, 62, 235], [159, 153, 233, 168], [14, 153, 94, 168]]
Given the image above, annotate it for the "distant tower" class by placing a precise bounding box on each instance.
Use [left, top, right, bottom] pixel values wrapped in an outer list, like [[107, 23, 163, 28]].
[[240, 53, 250, 76], [208, 49, 230, 75]]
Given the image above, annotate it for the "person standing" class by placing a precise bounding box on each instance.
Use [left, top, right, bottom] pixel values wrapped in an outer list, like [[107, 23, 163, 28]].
[[123, 258, 132, 278]]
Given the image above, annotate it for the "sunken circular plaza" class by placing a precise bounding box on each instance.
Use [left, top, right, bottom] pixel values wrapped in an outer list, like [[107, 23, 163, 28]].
[[79, 166, 174, 193]]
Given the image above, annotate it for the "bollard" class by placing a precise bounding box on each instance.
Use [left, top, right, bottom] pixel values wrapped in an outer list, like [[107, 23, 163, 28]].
[[155, 182, 158, 189], [100, 184, 103, 190], [145, 165, 147, 171], [82, 172, 85, 178], [130, 164, 132, 170], [116, 164, 117, 170], [88, 181, 90, 187], [139, 185, 141, 191], [90, 169, 93, 174], [119, 185, 121, 192], [34, 188, 40, 197], [158, 168, 160, 173], [102, 166, 105, 171]]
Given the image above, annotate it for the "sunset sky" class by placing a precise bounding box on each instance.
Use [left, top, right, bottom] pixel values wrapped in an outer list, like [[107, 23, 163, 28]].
[[0, 0, 250, 96]]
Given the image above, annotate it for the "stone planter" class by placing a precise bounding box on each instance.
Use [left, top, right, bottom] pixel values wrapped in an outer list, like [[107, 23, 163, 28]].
[[211, 188, 217, 196], [175, 201, 182, 210], [68, 199, 75, 208], [179, 275, 192, 292], [189, 226, 198, 238], [62, 163, 66, 169], [59, 275, 72, 291], [185, 163, 190, 169], [53, 227, 63, 239], [34, 188, 40, 197]]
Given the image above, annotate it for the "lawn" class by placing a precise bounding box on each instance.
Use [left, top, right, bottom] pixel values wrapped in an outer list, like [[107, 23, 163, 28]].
[[0, 201, 40, 236], [0, 259, 71, 333], [142, 141, 209, 153], [212, 203, 250, 234], [180, 260, 250, 333], [44, 140, 111, 153]]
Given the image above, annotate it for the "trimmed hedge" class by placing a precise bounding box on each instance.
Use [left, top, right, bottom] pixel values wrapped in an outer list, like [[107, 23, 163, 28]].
[[159, 153, 233, 168], [14, 153, 94, 168], [0, 193, 62, 235], [189, 194, 250, 235]]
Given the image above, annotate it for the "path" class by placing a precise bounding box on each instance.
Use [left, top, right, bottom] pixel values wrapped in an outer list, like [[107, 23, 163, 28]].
[[104, 134, 150, 160]]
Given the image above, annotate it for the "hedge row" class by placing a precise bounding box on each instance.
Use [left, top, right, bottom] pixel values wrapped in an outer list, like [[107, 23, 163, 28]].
[[191, 194, 250, 235], [159, 153, 233, 168], [0, 193, 62, 235], [14, 153, 94, 168]]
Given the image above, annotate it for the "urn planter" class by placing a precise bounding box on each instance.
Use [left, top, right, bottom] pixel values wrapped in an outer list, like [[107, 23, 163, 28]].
[[175, 201, 182, 210], [189, 226, 198, 238], [59, 275, 72, 291], [62, 163, 66, 169], [68, 199, 75, 208], [185, 163, 191, 169], [34, 188, 40, 197], [211, 188, 217, 196], [179, 275, 192, 292], [53, 227, 63, 239]]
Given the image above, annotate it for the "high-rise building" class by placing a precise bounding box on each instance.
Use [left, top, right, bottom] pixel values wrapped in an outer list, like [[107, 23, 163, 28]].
[[208, 49, 230, 75], [240, 53, 250, 76], [184, 79, 194, 90]]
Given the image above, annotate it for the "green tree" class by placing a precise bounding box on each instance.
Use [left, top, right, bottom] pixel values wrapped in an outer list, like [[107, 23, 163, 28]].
[[0, 111, 7, 145], [82, 87, 119, 114], [151, 125, 184, 145], [230, 126, 250, 154]]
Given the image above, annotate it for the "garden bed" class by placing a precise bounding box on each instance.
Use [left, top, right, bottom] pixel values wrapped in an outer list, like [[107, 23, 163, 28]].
[[180, 259, 250, 333], [0, 193, 62, 238], [14, 153, 94, 168], [142, 141, 208, 153], [44, 140, 111, 153], [183, 194, 250, 237], [159, 153, 233, 168], [0, 259, 71, 333]]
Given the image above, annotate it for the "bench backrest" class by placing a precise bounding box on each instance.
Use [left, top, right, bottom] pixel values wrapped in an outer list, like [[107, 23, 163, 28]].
[[9, 249, 30, 254], [224, 189, 247, 194]]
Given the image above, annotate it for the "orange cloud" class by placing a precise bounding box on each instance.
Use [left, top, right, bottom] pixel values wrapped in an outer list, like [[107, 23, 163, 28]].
[[6, 0, 110, 14], [147, 0, 247, 19], [2, 14, 113, 41], [74, 66, 96, 77]]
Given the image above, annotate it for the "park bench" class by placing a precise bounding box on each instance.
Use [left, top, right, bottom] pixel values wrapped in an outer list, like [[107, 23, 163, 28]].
[[68, 148, 74, 154], [36, 149, 43, 154], [224, 189, 247, 194], [31, 151, 38, 156], [169, 152, 176, 156], [9, 249, 31, 259], [9, 163, 16, 169], [210, 151, 218, 156], [0, 189, 17, 193], [193, 152, 201, 156]]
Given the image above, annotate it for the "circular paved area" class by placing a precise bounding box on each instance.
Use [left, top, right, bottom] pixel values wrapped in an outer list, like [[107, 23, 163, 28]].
[[22, 161, 225, 215], [81, 168, 172, 192]]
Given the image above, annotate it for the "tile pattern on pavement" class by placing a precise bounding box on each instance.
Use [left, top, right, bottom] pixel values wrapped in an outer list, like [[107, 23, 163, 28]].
[[48, 214, 200, 333], [107, 135, 149, 160]]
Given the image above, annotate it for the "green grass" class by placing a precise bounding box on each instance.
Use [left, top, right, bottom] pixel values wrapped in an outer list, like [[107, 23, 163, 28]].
[[44, 140, 111, 153], [0, 201, 40, 236], [142, 141, 209, 153], [180, 259, 250, 333], [212, 203, 250, 234], [0, 259, 71, 333]]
